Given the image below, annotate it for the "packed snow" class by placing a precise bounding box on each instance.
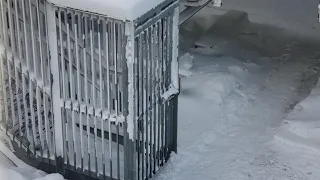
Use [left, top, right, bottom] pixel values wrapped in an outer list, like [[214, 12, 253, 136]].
[[154, 5, 320, 180], [47, 0, 167, 20], [0, 138, 64, 180], [275, 78, 320, 151], [179, 53, 195, 77]]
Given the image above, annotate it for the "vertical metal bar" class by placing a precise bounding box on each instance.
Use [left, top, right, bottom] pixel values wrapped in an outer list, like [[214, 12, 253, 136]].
[[167, 13, 174, 157], [7, 59, 16, 141], [75, 12, 84, 169], [7, 0, 16, 52], [7, 0, 18, 142], [156, 20, 161, 169], [29, 0, 38, 75], [162, 18, 167, 162], [137, 33, 143, 180], [148, 25, 153, 178], [36, 84, 44, 158], [163, 16, 169, 162], [165, 15, 172, 160], [22, 0, 30, 70], [21, 0, 32, 153], [133, 35, 139, 180], [66, 10, 77, 168], [141, 31, 146, 180], [22, 76, 30, 153], [153, 22, 158, 174], [83, 14, 91, 174], [35, 0, 45, 158], [112, 20, 120, 180], [0, 56, 9, 136], [124, 21, 136, 180], [0, 0, 9, 134], [61, 10, 70, 168], [37, 0, 50, 158], [145, 28, 150, 179], [171, 8, 179, 154], [10, 2, 20, 145], [72, 11, 78, 169], [46, 3, 64, 173], [90, 15, 98, 175], [98, 18, 105, 178], [58, 9, 66, 99], [29, 81, 37, 155], [102, 18, 108, 178], [160, 18, 165, 166], [43, 0, 53, 160], [0, 0, 9, 135], [43, 92, 51, 158], [115, 22, 121, 180], [151, 24, 156, 175], [14, 0, 23, 148], [0, 0, 7, 47], [73, 13, 79, 169], [105, 20, 113, 179]]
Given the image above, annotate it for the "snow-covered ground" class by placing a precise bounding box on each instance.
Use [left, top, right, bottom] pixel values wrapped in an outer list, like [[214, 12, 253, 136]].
[[2, 1, 320, 180], [154, 7, 320, 180], [219, 0, 320, 39], [275, 78, 320, 152], [0, 137, 64, 180]]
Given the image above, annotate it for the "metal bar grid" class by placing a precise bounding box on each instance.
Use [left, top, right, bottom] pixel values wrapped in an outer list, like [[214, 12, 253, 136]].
[[0, 0, 54, 160], [0, 0, 179, 180], [54, 8, 127, 178], [132, 8, 179, 179]]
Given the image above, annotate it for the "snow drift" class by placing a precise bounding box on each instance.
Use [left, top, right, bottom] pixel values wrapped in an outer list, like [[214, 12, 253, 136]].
[[179, 53, 194, 77], [275, 78, 320, 151]]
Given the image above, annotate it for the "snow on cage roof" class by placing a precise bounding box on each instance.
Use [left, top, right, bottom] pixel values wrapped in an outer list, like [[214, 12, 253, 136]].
[[47, 0, 167, 21]]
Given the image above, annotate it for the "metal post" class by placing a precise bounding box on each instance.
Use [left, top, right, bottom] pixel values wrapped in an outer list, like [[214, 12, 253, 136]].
[[171, 7, 179, 154], [45, 3, 65, 174], [124, 21, 136, 180]]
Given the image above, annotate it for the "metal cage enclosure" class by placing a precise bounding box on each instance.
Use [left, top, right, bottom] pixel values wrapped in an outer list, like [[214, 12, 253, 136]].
[[0, 0, 179, 179]]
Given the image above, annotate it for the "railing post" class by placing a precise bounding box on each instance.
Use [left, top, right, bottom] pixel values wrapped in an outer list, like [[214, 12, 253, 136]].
[[171, 7, 180, 154], [45, 2, 65, 174], [124, 21, 137, 180]]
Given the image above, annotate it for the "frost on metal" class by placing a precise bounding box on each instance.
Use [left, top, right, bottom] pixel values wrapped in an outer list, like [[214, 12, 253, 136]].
[[125, 21, 135, 141], [0, 0, 179, 179], [47, 0, 168, 21]]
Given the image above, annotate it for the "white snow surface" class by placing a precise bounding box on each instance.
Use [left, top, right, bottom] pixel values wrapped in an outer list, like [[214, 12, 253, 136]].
[[179, 53, 194, 76], [0, 140, 64, 180], [156, 51, 320, 180], [154, 7, 320, 180], [47, 0, 166, 20], [275, 78, 320, 151]]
